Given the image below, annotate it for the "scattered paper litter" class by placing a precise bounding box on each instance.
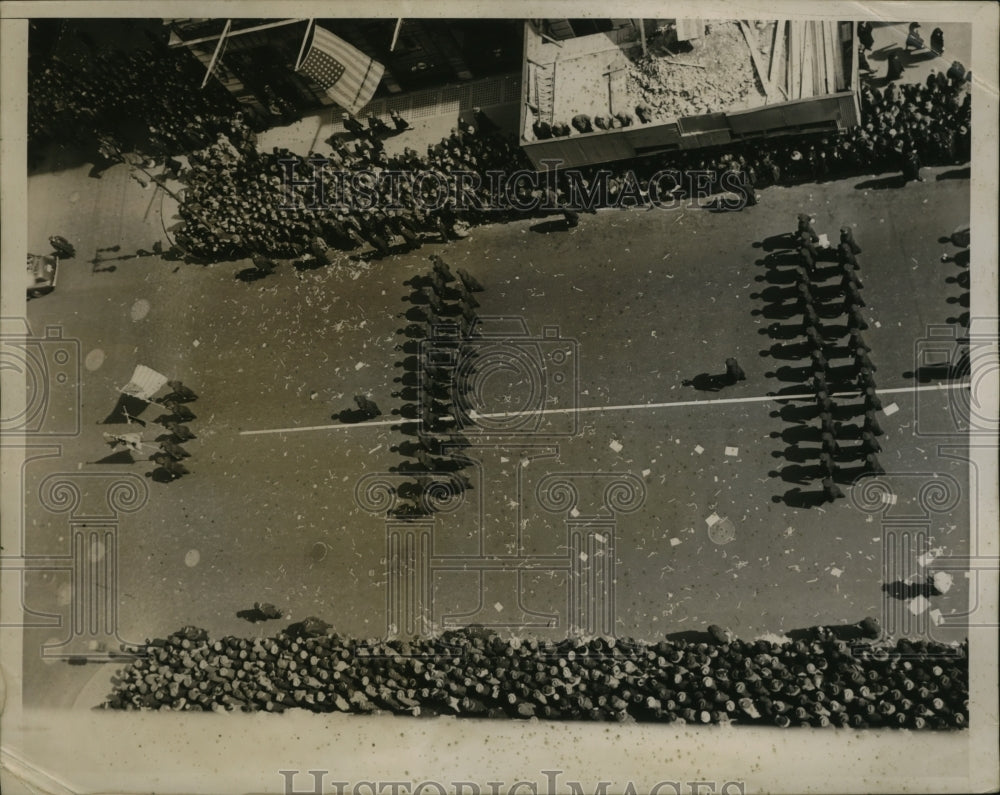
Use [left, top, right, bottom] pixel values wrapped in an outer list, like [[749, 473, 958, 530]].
[[933, 571, 954, 594], [609, 439, 623, 453], [725, 446, 739, 457], [500, 456, 509, 463], [917, 549, 939, 567], [355, 361, 366, 370], [642, 469, 651, 477], [830, 567, 843, 578], [578, 552, 588, 563], [881, 492, 898, 505], [493, 602, 504, 612], [908, 595, 930, 615], [570, 507, 580, 518], [670, 537, 682, 547], [705, 512, 721, 527], [694, 445, 705, 455], [817, 233, 830, 247], [192, 339, 200, 348], [929, 609, 944, 626], [883, 403, 899, 416]]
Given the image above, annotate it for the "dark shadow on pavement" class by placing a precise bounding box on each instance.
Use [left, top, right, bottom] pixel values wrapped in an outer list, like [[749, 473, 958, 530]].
[[682, 372, 727, 392], [336, 408, 376, 423], [773, 486, 829, 507], [101, 394, 152, 425], [936, 167, 970, 181], [854, 174, 907, 191]]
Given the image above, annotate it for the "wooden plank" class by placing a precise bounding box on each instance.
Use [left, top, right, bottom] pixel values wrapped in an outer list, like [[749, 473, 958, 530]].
[[823, 21, 836, 94], [739, 20, 775, 102], [769, 20, 785, 84], [832, 21, 846, 90], [789, 21, 799, 99], [819, 21, 829, 95], [800, 22, 812, 99]]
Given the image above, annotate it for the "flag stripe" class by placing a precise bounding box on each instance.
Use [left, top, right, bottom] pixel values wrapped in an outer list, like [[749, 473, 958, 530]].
[[296, 25, 385, 114]]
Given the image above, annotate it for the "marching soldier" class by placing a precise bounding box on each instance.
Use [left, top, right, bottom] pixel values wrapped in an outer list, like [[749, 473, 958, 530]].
[[822, 476, 845, 502], [819, 451, 836, 477], [847, 305, 869, 331], [163, 399, 196, 422], [855, 347, 878, 372], [847, 330, 868, 356], [802, 304, 821, 331], [863, 409, 885, 437], [167, 380, 198, 401], [430, 254, 456, 282], [819, 410, 836, 437], [843, 282, 866, 308], [796, 213, 819, 242], [865, 453, 886, 475], [838, 243, 859, 270], [805, 325, 824, 350], [725, 358, 747, 384], [857, 367, 878, 392], [456, 268, 484, 292], [160, 439, 190, 460], [821, 430, 841, 456], [840, 263, 864, 291], [860, 431, 883, 454], [354, 395, 382, 419], [863, 387, 883, 412], [839, 226, 862, 255], [165, 422, 196, 441]]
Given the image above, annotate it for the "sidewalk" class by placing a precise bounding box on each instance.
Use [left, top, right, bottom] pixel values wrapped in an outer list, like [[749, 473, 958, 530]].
[[258, 72, 523, 159], [864, 21, 971, 86]]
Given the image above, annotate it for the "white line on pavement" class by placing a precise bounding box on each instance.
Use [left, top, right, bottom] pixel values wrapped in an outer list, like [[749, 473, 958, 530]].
[[239, 381, 968, 437]]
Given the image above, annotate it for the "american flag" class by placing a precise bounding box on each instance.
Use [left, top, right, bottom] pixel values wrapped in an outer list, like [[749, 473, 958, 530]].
[[296, 25, 385, 114]]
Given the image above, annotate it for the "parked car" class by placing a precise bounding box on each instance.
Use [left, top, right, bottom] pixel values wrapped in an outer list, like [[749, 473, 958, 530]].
[[26, 253, 58, 298]]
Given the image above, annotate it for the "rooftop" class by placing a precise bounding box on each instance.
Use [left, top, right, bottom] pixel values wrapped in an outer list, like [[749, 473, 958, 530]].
[[523, 19, 851, 140]]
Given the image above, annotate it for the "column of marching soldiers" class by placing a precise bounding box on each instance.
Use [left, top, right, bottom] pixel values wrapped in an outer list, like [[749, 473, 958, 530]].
[[391, 255, 485, 515], [152, 381, 199, 480], [784, 215, 887, 502]]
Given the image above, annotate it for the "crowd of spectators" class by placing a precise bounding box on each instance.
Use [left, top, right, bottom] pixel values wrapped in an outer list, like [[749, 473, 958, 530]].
[[28, 24, 971, 263], [102, 620, 968, 728], [173, 109, 531, 261], [164, 71, 970, 262], [28, 36, 240, 169]]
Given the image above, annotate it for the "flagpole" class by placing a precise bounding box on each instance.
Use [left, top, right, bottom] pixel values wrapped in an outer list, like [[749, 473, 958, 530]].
[[295, 18, 315, 71], [200, 19, 232, 89], [390, 18, 404, 52]]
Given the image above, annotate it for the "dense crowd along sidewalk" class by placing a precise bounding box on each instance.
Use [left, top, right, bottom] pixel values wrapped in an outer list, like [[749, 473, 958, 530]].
[[101, 621, 968, 728], [163, 65, 970, 263], [28, 25, 971, 266]]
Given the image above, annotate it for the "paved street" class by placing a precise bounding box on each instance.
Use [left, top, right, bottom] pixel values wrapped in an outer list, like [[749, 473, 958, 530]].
[[20, 150, 971, 707]]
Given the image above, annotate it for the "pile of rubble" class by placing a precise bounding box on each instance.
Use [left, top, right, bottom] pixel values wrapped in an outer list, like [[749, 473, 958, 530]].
[[626, 22, 764, 121], [101, 621, 968, 729]]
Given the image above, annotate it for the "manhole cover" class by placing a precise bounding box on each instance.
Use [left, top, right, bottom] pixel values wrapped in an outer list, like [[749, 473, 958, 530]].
[[708, 517, 736, 545]]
